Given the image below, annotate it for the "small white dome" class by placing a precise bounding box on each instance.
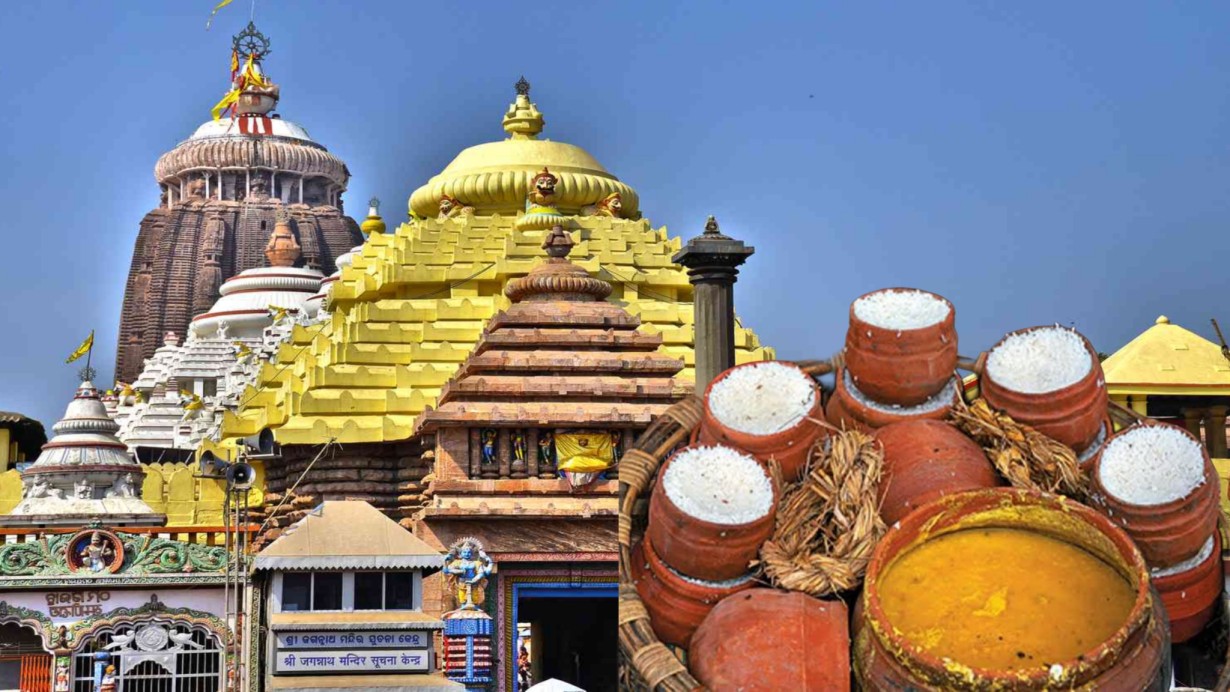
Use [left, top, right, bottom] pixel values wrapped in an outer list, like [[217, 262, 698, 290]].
[[188, 117, 314, 142]]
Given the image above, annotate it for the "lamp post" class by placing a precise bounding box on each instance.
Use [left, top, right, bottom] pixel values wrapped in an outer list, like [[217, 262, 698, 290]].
[[672, 216, 755, 389]]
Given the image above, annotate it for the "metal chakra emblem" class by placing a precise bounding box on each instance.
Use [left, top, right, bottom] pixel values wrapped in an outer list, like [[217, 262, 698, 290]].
[[515, 76, 530, 96], [233, 21, 271, 59]]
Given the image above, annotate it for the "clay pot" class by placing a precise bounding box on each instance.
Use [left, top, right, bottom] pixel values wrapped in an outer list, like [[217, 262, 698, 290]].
[[689, 588, 850, 691], [695, 361, 825, 482], [873, 420, 1004, 525], [647, 447, 777, 581], [628, 538, 754, 648], [1153, 531, 1222, 643], [1076, 417, 1114, 474], [980, 326, 1108, 452], [1089, 421, 1220, 569], [854, 488, 1170, 691], [844, 288, 958, 407], [826, 368, 956, 434]]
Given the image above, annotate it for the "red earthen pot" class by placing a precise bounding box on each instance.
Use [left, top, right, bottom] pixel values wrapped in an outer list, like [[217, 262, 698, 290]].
[[647, 446, 777, 581], [689, 588, 850, 692], [844, 287, 958, 407], [695, 361, 826, 482], [1089, 420, 1220, 570], [826, 368, 955, 434], [1153, 531, 1222, 644], [873, 419, 1004, 525], [854, 488, 1170, 691], [628, 538, 754, 649], [980, 326, 1108, 452]]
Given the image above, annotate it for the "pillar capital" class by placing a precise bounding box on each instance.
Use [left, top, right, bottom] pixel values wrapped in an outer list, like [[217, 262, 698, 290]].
[[671, 216, 755, 283]]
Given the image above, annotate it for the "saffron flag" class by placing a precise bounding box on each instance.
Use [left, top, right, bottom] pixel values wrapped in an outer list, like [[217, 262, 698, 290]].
[[555, 431, 614, 473], [205, 0, 235, 30], [65, 331, 94, 364]]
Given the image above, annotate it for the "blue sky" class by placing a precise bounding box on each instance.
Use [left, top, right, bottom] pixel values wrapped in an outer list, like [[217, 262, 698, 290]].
[[1, 1, 1228, 428]]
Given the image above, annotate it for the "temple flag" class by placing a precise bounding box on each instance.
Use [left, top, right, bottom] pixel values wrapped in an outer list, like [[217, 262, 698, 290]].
[[555, 431, 614, 473], [205, 0, 235, 30], [65, 331, 94, 364]]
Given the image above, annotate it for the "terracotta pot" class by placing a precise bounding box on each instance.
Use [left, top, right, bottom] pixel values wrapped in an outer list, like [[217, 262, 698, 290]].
[[689, 588, 850, 691], [1089, 420, 1220, 569], [873, 419, 1004, 525], [844, 288, 958, 407], [695, 361, 825, 482], [826, 368, 955, 434], [980, 326, 1108, 452], [647, 446, 777, 581], [854, 488, 1170, 691], [1153, 531, 1222, 643], [1076, 417, 1114, 474], [628, 537, 754, 648]]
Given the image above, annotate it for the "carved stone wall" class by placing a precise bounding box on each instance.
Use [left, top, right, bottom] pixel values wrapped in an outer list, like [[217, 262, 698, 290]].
[[115, 199, 361, 382]]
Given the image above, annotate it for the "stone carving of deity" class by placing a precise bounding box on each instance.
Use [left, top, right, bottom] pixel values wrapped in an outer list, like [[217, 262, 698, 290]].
[[511, 431, 526, 463], [24, 476, 65, 500], [74, 480, 92, 500], [443, 538, 495, 609], [79, 532, 115, 573], [528, 168, 558, 209], [480, 430, 498, 466], [581, 192, 624, 218], [538, 431, 555, 466], [437, 194, 474, 220], [217, 320, 230, 340]]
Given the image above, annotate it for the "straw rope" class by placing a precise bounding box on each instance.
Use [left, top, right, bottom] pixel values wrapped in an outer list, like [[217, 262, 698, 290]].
[[949, 396, 1087, 498], [758, 426, 887, 596]]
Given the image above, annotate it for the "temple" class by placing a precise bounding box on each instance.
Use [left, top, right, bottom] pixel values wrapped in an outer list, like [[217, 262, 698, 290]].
[[113, 22, 363, 383]]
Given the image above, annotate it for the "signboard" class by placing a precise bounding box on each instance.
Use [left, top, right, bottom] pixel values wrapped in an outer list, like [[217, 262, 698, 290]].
[[275, 631, 428, 649], [1, 589, 225, 626], [274, 650, 429, 673]]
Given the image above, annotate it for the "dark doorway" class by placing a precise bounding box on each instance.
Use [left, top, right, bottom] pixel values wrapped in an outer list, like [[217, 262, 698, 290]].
[[0, 622, 50, 692], [517, 596, 617, 692]]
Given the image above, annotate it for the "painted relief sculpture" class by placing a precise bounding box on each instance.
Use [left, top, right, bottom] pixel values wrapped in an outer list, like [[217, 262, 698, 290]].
[[443, 538, 494, 610]]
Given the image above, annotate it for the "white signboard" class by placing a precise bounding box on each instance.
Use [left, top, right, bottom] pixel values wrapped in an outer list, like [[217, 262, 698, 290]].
[[276, 631, 429, 649], [0, 589, 226, 626], [274, 650, 429, 673]]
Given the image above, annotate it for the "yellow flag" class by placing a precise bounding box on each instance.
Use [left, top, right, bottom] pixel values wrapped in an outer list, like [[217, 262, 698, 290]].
[[66, 331, 94, 364], [211, 89, 240, 121], [205, 0, 235, 30], [555, 431, 614, 473]]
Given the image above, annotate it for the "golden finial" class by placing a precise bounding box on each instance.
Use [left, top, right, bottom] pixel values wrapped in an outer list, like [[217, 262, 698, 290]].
[[503, 76, 544, 140]]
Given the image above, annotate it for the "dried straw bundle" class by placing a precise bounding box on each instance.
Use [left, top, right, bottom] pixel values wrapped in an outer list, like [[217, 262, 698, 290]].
[[949, 396, 1087, 498], [759, 428, 887, 597]]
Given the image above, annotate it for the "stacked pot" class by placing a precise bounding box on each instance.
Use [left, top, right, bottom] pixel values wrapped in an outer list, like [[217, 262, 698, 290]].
[[1088, 421, 1223, 643], [828, 288, 961, 432], [979, 325, 1111, 466]]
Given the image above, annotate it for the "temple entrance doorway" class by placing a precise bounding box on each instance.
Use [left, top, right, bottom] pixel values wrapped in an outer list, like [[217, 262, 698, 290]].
[[71, 622, 223, 692], [513, 586, 617, 692], [0, 622, 50, 692]]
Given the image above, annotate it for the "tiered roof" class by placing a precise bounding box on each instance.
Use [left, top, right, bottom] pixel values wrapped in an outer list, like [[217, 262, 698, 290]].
[[1103, 315, 1230, 396], [416, 227, 688, 433], [220, 86, 772, 446]]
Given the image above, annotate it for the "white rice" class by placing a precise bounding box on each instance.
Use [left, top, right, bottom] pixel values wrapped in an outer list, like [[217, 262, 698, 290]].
[[1151, 536, 1215, 577], [853, 289, 951, 330], [662, 445, 774, 525], [668, 561, 757, 587], [708, 362, 816, 435], [1098, 425, 1207, 506], [844, 370, 956, 414], [985, 326, 1093, 394]]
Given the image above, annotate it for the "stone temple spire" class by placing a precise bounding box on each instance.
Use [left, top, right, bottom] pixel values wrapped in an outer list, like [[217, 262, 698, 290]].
[[6, 381, 162, 526], [504, 226, 612, 303]]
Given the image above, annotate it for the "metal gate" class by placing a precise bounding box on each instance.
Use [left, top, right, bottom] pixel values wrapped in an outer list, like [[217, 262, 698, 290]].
[[0, 653, 52, 692], [72, 622, 222, 692]]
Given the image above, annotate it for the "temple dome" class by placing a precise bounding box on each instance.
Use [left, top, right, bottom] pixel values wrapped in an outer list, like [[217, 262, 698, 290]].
[[192, 265, 323, 338], [408, 81, 639, 218], [188, 116, 314, 142]]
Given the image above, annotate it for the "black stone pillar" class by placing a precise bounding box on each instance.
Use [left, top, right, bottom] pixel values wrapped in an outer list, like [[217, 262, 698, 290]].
[[672, 216, 755, 389]]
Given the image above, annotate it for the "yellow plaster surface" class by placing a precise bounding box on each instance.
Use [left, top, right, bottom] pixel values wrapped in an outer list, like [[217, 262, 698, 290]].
[[221, 214, 773, 445], [1103, 316, 1230, 394]]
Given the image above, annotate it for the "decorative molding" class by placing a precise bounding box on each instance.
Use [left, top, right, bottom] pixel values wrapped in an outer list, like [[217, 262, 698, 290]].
[[0, 600, 58, 650], [68, 594, 232, 649], [0, 529, 225, 579]]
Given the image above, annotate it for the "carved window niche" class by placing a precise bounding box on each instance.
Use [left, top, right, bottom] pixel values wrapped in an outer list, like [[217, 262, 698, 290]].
[[478, 428, 500, 479], [536, 431, 557, 479]]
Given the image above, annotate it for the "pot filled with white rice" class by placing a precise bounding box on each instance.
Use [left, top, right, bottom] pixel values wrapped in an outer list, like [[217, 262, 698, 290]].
[[1089, 421, 1219, 570], [696, 361, 824, 482], [980, 325, 1108, 453], [827, 367, 959, 433], [647, 444, 778, 582], [844, 288, 958, 407]]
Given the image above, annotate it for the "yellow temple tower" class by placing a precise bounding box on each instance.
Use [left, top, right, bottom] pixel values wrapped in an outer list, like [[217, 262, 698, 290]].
[[219, 79, 773, 448]]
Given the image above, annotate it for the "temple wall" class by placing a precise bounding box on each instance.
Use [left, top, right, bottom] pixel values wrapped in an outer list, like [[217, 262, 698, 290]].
[[0, 461, 264, 527]]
